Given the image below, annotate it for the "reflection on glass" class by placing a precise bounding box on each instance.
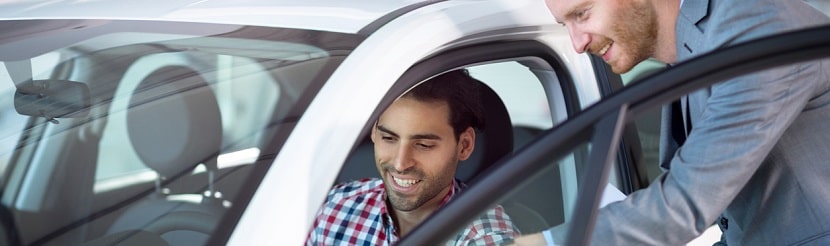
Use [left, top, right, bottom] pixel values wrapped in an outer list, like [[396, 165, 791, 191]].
[[0, 19, 356, 245], [443, 142, 593, 245]]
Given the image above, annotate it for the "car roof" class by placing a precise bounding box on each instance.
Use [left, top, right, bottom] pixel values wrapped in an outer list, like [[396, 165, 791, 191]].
[[0, 0, 435, 34]]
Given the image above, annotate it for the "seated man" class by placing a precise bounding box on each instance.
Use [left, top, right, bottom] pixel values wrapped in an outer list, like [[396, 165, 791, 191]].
[[306, 69, 519, 245]]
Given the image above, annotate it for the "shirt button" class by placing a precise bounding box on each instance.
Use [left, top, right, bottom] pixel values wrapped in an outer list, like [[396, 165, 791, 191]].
[[720, 217, 729, 230]]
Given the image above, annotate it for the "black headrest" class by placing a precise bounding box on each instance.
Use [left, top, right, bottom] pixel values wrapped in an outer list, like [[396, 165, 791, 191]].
[[455, 82, 512, 182], [127, 66, 222, 179]]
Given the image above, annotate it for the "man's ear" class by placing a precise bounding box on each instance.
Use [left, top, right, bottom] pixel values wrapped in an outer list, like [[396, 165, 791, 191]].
[[457, 126, 476, 161]]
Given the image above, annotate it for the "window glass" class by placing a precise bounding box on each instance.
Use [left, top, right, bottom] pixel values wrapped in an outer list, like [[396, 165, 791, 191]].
[[469, 62, 554, 131], [620, 59, 665, 86], [0, 65, 21, 178], [0, 19, 359, 246], [441, 140, 594, 244], [0, 52, 61, 182], [468, 61, 556, 152], [620, 59, 667, 182], [805, 0, 830, 14], [95, 52, 278, 183]]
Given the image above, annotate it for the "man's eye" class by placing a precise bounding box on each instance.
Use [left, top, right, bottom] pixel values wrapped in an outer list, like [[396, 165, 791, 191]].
[[416, 143, 434, 149], [576, 10, 587, 20], [575, 5, 592, 22], [381, 136, 396, 142]]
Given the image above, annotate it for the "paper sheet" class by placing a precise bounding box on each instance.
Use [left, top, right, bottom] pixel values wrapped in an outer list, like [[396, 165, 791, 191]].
[[599, 183, 627, 208]]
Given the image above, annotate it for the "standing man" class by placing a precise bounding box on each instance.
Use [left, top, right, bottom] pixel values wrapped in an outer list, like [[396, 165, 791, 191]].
[[516, 0, 830, 245], [306, 69, 519, 245]]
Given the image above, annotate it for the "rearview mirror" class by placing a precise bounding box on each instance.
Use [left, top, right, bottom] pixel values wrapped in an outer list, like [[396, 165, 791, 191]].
[[14, 79, 90, 119]]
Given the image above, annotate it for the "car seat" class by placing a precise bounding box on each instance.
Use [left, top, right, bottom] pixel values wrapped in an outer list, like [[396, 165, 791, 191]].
[[336, 80, 548, 233], [105, 66, 225, 245], [504, 125, 562, 231]]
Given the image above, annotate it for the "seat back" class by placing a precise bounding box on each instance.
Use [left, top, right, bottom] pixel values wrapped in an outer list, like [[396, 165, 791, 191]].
[[455, 82, 513, 183], [126, 66, 222, 179], [107, 66, 224, 245], [504, 125, 558, 231]]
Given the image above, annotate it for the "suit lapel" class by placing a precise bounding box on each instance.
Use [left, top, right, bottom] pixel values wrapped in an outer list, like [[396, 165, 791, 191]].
[[661, 1, 714, 168], [675, 0, 710, 61]]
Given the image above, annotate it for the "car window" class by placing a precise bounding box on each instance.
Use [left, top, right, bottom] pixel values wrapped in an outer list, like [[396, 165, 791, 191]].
[[619, 59, 667, 182], [469, 62, 555, 132], [438, 134, 594, 245], [806, 0, 830, 14], [0, 19, 361, 246]]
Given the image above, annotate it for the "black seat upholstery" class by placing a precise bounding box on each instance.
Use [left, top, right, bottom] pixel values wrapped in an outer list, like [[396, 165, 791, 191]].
[[106, 66, 225, 245], [456, 82, 513, 184], [505, 125, 560, 231]]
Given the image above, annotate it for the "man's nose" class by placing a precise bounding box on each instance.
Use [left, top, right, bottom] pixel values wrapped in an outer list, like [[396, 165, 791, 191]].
[[392, 145, 415, 172], [568, 26, 590, 54]]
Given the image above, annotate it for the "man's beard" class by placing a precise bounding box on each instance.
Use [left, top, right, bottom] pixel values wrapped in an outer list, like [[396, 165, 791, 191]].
[[383, 164, 453, 212], [607, 0, 659, 74]]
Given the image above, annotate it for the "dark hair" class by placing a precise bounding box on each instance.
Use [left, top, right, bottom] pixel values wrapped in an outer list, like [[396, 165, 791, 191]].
[[401, 69, 485, 139]]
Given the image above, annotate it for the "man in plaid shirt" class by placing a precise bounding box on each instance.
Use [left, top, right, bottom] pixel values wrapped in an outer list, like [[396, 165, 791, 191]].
[[306, 69, 519, 245]]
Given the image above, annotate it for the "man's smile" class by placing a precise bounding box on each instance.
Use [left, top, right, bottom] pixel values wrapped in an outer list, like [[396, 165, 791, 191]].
[[387, 172, 423, 194], [596, 42, 613, 61], [393, 175, 422, 187]]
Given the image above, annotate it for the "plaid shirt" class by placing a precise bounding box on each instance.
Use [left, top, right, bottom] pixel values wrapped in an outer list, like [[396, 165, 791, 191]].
[[306, 178, 519, 246]]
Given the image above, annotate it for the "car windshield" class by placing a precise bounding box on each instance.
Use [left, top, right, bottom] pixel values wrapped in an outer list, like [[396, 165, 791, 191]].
[[0, 19, 361, 245]]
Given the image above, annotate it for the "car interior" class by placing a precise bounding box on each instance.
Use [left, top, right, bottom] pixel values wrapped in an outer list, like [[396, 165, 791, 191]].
[[81, 50, 335, 245], [0, 25, 352, 245]]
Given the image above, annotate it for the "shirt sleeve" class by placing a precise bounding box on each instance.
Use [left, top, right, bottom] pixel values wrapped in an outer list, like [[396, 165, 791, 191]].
[[452, 205, 521, 245]]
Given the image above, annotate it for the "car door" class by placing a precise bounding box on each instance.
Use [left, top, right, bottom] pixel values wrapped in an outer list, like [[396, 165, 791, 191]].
[[400, 24, 830, 245]]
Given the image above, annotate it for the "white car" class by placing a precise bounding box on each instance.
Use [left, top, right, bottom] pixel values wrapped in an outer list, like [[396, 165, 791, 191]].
[[0, 0, 827, 245]]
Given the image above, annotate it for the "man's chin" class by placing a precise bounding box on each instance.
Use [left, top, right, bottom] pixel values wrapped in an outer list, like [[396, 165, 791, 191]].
[[388, 197, 419, 212], [611, 65, 635, 74], [609, 59, 638, 74]]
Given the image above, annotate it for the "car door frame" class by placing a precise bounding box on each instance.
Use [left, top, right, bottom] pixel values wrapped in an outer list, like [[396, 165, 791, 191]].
[[361, 40, 583, 141]]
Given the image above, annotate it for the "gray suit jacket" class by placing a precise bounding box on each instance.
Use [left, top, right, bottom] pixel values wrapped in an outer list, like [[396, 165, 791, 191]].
[[591, 0, 830, 245]]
